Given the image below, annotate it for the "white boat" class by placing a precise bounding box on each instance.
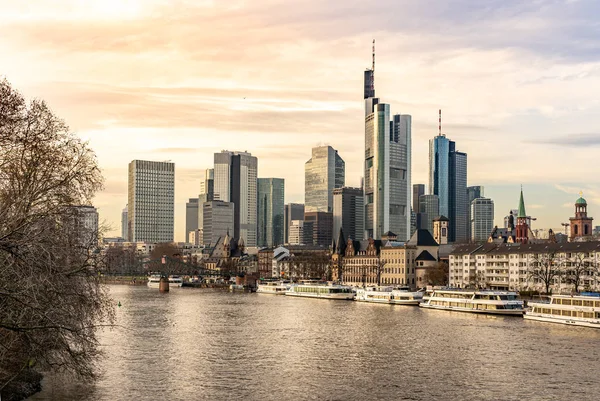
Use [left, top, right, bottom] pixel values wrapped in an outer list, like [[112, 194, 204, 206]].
[[419, 289, 524, 315], [147, 274, 162, 288], [229, 284, 245, 291], [524, 294, 600, 328], [256, 280, 290, 295], [168, 276, 183, 287], [355, 286, 423, 305], [285, 283, 354, 300]]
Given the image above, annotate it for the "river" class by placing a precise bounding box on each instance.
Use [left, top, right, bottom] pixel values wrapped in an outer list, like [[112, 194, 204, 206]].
[[29, 285, 600, 400]]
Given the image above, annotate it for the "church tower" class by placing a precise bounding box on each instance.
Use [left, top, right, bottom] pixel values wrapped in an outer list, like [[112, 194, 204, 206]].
[[515, 188, 529, 244], [569, 192, 593, 241]]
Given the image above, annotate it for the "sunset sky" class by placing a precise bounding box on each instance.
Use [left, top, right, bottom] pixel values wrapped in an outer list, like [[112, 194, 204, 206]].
[[2, 0, 599, 241]]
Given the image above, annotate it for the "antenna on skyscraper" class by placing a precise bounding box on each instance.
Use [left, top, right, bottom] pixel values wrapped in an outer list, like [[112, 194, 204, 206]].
[[439, 109, 442, 136], [371, 39, 375, 94]]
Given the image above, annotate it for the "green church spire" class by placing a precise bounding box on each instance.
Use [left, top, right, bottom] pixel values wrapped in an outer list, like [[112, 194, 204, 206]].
[[518, 186, 526, 218]]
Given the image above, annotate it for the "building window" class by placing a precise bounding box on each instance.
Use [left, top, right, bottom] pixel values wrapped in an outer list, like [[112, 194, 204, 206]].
[[574, 225, 578, 235]]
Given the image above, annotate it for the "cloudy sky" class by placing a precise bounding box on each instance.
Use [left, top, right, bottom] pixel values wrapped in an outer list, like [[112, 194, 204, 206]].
[[2, 0, 599, 241]]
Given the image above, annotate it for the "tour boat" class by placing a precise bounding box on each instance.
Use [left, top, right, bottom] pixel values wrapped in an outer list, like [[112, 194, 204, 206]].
[[285, 283, 354, 300], [229, 284, 245, 291], [147, 274, 162, 288], [256, 280, 291, 295], [355, 286, 424, 305], [168, 275, 183, 287], [524, 294, 600, 328], [419, 289, 524, 315]]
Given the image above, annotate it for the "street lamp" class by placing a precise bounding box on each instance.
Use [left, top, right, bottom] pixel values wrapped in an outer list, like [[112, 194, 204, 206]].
[[561, 223, 569, 236]]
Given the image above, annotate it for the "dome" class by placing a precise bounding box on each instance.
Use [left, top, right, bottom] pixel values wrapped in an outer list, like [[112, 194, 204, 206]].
[[576, 197, 587, 205]]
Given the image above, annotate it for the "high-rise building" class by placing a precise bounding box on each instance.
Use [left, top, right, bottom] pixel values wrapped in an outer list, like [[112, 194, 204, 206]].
[[67, 205, 99, 246], [429, 127, 468, 243], [363, 53, 411, 241], [304, 211, 333, 247], [257, 178, 285, 247], [305, 146, 344, 213], [198, 168, 214, 245], [467, 185, 484, 240], [121, 205, 128, 240], [127, 160, 174, 243], [333, 187, 364, 241], [213, 151, 257, 246], [288, 220, 304, 245], [202, 201, 234, 246], [284, 203, 304, 244], [412, 184, 425, 213], [471, 197, 494, 242], [186, 198, 199, 244], [419, 194, 440, 235]]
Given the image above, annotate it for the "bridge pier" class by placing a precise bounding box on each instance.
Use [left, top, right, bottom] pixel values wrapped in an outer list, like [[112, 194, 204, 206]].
[[159, 277, 169, 292]]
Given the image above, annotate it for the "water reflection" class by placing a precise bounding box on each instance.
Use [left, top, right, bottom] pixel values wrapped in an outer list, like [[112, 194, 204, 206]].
[[30, 286, 600, 401]]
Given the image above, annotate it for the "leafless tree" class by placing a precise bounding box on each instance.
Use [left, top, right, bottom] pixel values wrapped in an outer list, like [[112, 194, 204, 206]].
[[0, 79, 114, 399], [528, 252, 564, 294], [563, 253, 591, 293]]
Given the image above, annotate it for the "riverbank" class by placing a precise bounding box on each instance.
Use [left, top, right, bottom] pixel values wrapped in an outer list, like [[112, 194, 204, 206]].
[[2, 370, 42, 401]]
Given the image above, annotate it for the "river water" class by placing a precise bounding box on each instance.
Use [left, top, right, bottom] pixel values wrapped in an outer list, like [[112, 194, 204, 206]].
[[29, 285, 600, 400]]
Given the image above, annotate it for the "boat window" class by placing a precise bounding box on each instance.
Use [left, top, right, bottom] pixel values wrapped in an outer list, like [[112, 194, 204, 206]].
[[583, 300, 594, 307], [561, 299, 572, 306], [572, 300, 582, 306]]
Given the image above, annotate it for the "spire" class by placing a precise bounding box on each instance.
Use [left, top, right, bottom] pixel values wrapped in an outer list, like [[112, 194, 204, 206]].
[[517, 187, 527, 218]]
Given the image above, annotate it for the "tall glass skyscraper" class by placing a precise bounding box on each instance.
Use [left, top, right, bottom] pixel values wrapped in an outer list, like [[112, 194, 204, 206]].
[[305, 146, 344, 213], [198, 168, 214, 244], [429, 135, 468, 243], [257, 178, 285, 248], [214, 151, 258, 247], [127, 160, 175, 243], [333, 187, 364, 242], [471, 197, 494, 242]]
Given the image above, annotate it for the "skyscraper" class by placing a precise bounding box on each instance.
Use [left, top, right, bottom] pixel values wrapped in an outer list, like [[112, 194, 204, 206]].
[[214, 151, 258, 247], [471, 197, 494, 242], [333, 187, 364, 242], [127, 160, 174, 243], [257, 178, 285, 247], [284, 203, 304, 244], [121, 205, 128, 240], [305, 146, 344, 213], [467, 185, 484, 240], [429, 123, 468, 243], [198, 168, 214, 244], [363, 67, 411, 240], [419, 194, 440, 235], [304, 212, 333, 247], [412, 184, 425, 213], [202, 201, 234, 246], [186, 198, 199, 244]]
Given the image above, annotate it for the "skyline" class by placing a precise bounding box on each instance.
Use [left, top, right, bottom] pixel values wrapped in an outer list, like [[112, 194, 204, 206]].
[[2, 0, 599, 241]]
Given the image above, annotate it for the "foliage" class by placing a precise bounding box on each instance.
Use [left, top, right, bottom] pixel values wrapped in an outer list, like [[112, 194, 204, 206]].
[[0, 78, 114, 398]]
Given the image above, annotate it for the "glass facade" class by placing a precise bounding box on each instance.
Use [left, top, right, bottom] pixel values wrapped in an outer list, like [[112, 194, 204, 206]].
[[284, 203, 305, 244], [185, 198, 199, 243], [127, 160, 175, 243], [333, 187, 364, 242], [202, 201, 234, 246], [419, 194, 439, 235], [257, 178, 285, 248], [305, 146, 345, 213], [471, 197, 494, 242]]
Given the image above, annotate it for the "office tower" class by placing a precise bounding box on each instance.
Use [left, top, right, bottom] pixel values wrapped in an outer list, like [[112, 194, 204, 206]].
[[121, 205, 128, 240], [127, 160, 175, 243], [302, 220, 315, 246], [333, 187, 364, 241], [413, 184, 425, 213], [467, 186, 484, 240], [429, 117, 468, 243], [304, 212, 333, 246], [305, 146, 345, 213], [471, 197, 494, 242], [202, 201, 235, 246], [257, 178, 285, 247], [66, 205, 99, 246], [186, 198, 199, 244], [288, 220, 304, 245], [284, 203, 305, 244], [363, 48, 412, 241], [198, 168, 214, 244], [213, 151, 258, 247], [419, 194, 440, 235]]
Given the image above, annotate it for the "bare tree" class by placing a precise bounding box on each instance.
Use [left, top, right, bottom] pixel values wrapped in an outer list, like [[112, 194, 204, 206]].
[[563, 252, 590, 293], [424, 262, 449, 287], [528, 252, 564, 294], [0, 79, 114, 399]]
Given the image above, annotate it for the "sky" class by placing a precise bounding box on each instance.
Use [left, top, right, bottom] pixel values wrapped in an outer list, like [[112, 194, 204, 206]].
[[1, 0, 599, 241]]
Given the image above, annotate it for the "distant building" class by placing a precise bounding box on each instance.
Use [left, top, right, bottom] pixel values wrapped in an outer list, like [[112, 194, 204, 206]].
[[121, 205, 128, 240], [471, 197, 494, 242], [419, 194, 439, 235], [333, 187, 364, 242], [214, 151, 258, 247], [198, 168, 214, 244], [202, 201, 234, 246], [284, 203, 304, 244], [467, 186, 484, 240], [569, 193, 594, 241], [413, 184, 425, 213], [304, 211, 333, 247], [288, 220, 304, 245], [186, 198, 199, 244], [257, 178, 285, 248], [127, 160, 175, 242], [305, 146, 345, 213], [67, 205, 99, 246]]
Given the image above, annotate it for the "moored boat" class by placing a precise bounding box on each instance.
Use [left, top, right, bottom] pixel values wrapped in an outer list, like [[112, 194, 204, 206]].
[[256, 280, 290, 295], [419, 289, 524, 315], [168, 275, 183, 287], [355, 286, 424, 305], [286, 282, 354, 300], [524, 293, 600, 328], [147, 274, 162, 288]]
